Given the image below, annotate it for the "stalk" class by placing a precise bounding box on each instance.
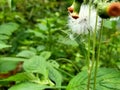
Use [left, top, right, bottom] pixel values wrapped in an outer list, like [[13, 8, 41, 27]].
[[87, 0, 91, 90], [73, 0, 83, 13], [87, 4, 98, 90], [90, 13, 98, 90], [87, 32, 91, 90], [93, 19, 103, 90]]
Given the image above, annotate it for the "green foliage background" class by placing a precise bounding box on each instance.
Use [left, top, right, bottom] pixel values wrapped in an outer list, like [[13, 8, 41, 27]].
[[0, 0, 120, 90]]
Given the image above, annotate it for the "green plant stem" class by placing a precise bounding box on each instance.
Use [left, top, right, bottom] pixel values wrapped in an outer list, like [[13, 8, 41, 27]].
[[91, 14, 98, 90], [57, 68, 74, 78], [87, 7, 99, 90], [87, 4, 92, 90], [56, 58, 80, 72], [87, 33, 91, 90], [93, 19, 103, 90]]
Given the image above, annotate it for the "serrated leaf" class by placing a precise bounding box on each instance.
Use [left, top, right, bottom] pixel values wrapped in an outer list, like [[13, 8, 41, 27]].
[[48, 63, 62, 86], [40, 51, 51, 60], [0, 22, 19, 36], [16, 50, 36, 58], [23, 56, 48, 78], [0, 72, 37, 82], [67, 68, 120, 90], [9, 82, 46, 90]]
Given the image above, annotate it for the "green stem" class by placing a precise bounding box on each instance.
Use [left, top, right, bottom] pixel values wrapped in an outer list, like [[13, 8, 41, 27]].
[[73, 0, 83, 14], [87, 32, 91, 90], [57, 68, 74, 78], [91, 13, 98, 90], [56, 58, 80, 72], [93, 19, 103, 90], [87, 5, 99, 90], [87, 4, 92, 90]]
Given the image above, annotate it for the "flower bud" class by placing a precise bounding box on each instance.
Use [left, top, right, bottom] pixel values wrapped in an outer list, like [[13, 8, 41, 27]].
[[68, 5, 74, 13], [107, 2, 120, 17], [71, 12, 79, 19], [68, 0, 83, 19], [97, 2, 120, 19]]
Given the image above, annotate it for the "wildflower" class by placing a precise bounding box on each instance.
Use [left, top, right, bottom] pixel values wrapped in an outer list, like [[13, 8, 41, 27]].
[[68, 5, 101, 35]]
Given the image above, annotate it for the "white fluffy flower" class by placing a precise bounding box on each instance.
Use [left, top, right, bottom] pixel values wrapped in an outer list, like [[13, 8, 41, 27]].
[[68, 5, 101, 35]]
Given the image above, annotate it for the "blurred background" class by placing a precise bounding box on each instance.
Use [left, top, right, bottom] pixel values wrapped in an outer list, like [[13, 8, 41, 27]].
[[0, 0, 120, 89]]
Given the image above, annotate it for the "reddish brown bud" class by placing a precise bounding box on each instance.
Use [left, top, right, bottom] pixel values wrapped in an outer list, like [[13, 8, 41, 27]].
[[68, 6, 74, 13], [71, 12, 79, 19], [107, 2, 120, 17]]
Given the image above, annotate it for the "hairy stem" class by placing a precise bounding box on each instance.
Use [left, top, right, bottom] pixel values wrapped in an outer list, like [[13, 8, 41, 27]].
[[87, 5, 98, 90], [93, 19, 103, 90]]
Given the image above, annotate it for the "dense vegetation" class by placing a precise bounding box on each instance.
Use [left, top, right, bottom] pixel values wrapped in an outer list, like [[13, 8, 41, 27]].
[[0, 0, 120, 90]]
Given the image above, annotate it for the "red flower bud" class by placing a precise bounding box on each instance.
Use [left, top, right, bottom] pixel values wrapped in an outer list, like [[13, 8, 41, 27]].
[[68, 6, 74, 13], [71, 12, 79, 19]]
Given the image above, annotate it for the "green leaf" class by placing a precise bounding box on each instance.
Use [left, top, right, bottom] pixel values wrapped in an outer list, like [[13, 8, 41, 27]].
[[9, 82, 46, 90], [0, 22, 19, 36], [58, 36, 78, 47], [0, 43, 11, 50], [37, 23, 48, 31], [0, 35, 9, 40], [116, 62, 120, 69], [67, 68, 120, 90], [103, 20, 112, 29], [0, 72, 37, 82], [27, 29, 46, 39], [40, 51, 51, 60], [16, 50, 36, 58], [47, 61, 62, 86], [48, 65, 62, 86], [0, 61, 19, 73], [23, 56, 48, 78], [48, 60, 59, 68], [7, 0, 12, 9], [36, 45, 45, 52]]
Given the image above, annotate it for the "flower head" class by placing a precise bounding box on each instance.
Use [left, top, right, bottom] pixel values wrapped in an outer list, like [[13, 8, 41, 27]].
[[68, 5, 101, 35], [107, 2, 120, 17], [97, 2, 120, 18]]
